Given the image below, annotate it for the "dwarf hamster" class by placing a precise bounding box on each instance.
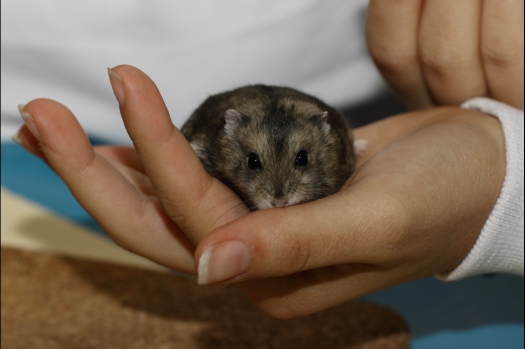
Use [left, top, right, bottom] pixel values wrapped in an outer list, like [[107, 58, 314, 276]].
[[181, 85, 355, 211]]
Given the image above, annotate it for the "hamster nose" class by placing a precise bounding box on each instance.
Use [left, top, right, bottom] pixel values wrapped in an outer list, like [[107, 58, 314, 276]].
[[271, 199, 289, 208]]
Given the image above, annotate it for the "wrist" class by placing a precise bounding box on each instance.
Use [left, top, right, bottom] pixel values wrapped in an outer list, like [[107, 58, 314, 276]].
[[441, 98, 524, 279]]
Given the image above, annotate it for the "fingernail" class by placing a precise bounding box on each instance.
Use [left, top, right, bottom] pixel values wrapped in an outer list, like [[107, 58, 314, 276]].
[[107, 67, 125, 106], [18, 104, 41, 141], [11, 128, 24, 146], [197, 241, 250, 285]]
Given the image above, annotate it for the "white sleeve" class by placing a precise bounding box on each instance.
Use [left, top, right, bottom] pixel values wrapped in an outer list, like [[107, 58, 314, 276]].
[[441, 97, 524, 281]]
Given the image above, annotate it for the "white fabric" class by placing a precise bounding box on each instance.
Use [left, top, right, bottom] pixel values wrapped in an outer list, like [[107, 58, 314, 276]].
[[443, 98, 525, 280], [1, 0, 385, 143]]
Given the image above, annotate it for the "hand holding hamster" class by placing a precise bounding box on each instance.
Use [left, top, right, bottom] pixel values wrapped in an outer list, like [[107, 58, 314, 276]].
[[16, 65, 506, 319], [181, 85, 357, 210]]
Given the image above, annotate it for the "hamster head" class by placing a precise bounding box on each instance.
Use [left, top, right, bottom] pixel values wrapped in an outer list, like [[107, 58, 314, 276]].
[[216, 100, 353, 211]]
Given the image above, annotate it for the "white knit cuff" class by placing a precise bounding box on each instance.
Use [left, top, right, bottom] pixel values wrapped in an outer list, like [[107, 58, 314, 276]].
[[440, 98, 524, 281]]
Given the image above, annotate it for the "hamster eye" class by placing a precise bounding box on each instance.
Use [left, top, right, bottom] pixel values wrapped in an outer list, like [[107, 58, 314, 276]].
[[295, 150, 308, 167], [247, 153, 262, 170]]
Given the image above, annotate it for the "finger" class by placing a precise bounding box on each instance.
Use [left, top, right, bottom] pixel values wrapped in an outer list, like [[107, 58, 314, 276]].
[[481, 0, 524, 109], [76, 147, 161, 221], [12, 124, 46, 160], [14, 127, 155, 196], [20, 99, 196, 273], [418, 0, 487, 105], [194, 189, 410, 318], [93, 146, 157, 196], [94, 145, 146, 173], [366, 0, 432, 109], [194, 180, 406, 285], [93, 146, 151, 196], [235, 264, 406, 319], [108, 65, 249, 243], [102, 157, 157, 197]]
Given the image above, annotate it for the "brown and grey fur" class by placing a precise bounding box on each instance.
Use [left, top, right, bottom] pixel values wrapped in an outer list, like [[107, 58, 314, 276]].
[[181, 85, 355, 211]]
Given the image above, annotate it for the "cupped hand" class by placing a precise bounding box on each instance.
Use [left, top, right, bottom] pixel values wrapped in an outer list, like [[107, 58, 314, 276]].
[[195, 99, 506, 317], [366, 0, 524, 110], [14, 67, 247, 274], [15, 65, 505, 319]]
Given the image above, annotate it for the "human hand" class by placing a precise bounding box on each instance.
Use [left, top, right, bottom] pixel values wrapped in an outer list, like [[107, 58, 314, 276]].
[[14, 66, 251, 274], [15, 65, 505, 319], [13, 80, 246, 274], [194, 104, 506, 318], [366, 0, 524, 110]]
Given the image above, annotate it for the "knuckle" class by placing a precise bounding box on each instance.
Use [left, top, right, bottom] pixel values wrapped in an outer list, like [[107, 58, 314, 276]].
[[187, 175, 214, 209], [204, 190, 248, 230], [419, 45, 467, 77], [49, 143, 97, 177], [481, 38, 522, 69], [75, 152, 98, 176], [166, 209, 192, 234], [162, 176, 213, 231], [369, 44, 416, 76]]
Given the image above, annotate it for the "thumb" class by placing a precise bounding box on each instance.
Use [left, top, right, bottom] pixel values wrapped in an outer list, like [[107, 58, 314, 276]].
[[194, 185, 402, 285]]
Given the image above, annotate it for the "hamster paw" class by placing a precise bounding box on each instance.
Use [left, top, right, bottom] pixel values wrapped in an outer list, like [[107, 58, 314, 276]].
[[353, 139, 368, 157]]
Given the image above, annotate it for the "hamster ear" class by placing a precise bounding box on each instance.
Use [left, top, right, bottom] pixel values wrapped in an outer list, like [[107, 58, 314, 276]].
[[310, 111, 330, 136], [224, 109, 250, 138]]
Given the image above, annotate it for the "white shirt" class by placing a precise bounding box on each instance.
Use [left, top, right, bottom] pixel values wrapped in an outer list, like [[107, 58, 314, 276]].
[[1, 0, 382, 142]]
